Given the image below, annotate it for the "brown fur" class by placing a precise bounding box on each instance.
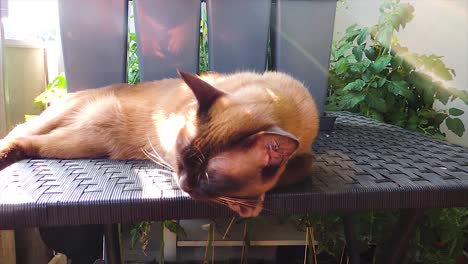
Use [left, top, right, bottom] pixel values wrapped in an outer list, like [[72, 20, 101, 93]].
[[0, 71, 319, 217]]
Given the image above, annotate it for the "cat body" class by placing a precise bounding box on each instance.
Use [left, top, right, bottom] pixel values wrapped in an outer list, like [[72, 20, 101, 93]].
[[0, 71, 319, 217]]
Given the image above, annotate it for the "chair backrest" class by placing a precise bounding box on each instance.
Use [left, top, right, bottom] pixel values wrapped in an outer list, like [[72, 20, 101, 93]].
[[58, 0, 337, 118]]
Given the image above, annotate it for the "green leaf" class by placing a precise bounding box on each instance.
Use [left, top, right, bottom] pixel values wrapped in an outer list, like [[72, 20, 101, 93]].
[[335, 42, 352, 59], [366, 91, 387, 113], [387, 80, 413, 100], [450, 88, 468, 104], [352, 45, 364, 61], [434, 84, 451, 105], [433, 133, 446, 141], [376, 26, 392, 48], [350, 61, 371, 74], [345, 24, 358, 33], [423, 87, 435, 106], [409, 72, 433, 93], [361, 70, 374, 82], [364, 47, 378, 61], [450, 69, 456, 77], [391, 55, 403, 69], [368, 110, 384, 121], [343, 79, 366, 92], [372, 55, 392, 73], [163, 220, 187, 239], [392, 3, 415, 31], [406, 112, 418, 131], [387, 110, 407, 127], [448, 108, 464, 116], [376, 77, 386, 88], [24, 115, 38, 122], [431, 59, 453, 81], [357, 28, 370, 45], [339, 92, 366, 109], [434, 112, 449, 126], [335, 58, 349, 75], [445, 117, 465, 137]]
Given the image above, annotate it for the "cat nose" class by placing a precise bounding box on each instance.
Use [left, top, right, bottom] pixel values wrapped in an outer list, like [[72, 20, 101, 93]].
[[179, 173, 193, 193]]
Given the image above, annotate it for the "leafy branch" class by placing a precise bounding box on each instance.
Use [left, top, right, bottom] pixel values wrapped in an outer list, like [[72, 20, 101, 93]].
[[327, 0, 467, 138]]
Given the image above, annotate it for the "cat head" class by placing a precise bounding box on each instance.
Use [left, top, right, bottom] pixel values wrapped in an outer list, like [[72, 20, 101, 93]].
[[175, 70, 299, 218]]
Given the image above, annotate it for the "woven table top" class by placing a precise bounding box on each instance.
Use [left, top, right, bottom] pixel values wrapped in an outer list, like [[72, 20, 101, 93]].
[[1, 112, 467, 229]]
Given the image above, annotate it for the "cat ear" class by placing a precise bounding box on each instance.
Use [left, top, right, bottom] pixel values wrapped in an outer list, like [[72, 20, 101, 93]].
[[178, 70, 225, 113], [250, 127, 299, 167]]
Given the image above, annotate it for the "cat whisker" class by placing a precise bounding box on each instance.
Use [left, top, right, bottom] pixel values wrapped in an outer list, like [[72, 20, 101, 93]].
[[142, 148, 167, 166], [218, 196, 259, 202], [141, 148, 174, 171], [212, 198, 229, 207], [211, 197, 273, 214], [145, 137, 174, 171], [217, 197, 258, 209], [143, 150, 172, 170], [205, 172, 210, 183]]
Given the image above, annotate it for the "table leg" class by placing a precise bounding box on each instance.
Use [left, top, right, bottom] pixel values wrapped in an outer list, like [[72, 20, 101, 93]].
[[104, 224, 122, 264], [343, 214, 360, 264], [376, 209, 424, 264]]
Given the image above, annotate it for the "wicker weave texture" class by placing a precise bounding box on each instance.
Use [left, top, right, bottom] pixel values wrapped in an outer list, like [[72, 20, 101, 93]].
[[1, 112, 467, 229]]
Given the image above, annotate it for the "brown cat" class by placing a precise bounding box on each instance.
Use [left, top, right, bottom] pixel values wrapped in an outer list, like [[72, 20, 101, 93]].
[[0, 71, 319, 217]]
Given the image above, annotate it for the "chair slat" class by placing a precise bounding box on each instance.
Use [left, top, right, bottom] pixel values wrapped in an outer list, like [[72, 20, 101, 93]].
[[207, 0, 271, 73], [134, 0, 201, 81], [58, 0, 128, 92], [273, 0, 337, 115]]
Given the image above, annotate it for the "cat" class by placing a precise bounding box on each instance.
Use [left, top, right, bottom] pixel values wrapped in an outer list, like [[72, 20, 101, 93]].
[[0, 70, 319, 217]]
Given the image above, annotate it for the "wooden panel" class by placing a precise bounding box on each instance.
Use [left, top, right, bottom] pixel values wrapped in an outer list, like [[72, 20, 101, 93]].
[[3, 41, 46, 130], [0, 230, 15, 264], [134, 0, 201, 80], [58, 0, 128, 91], [207, 0, 271, 72]]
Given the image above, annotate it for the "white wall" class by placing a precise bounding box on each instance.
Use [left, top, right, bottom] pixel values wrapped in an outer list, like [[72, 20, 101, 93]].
[[333, 0, 468, 147]]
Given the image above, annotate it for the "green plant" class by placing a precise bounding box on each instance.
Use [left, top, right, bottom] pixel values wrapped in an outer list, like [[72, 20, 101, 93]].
[[130, 220, 186, 262], [199, 3, 209, 73], [327, 0, 468, 139], [25, 73, 68, 121], [127, 32, 140, 85], [414, 208, 468, 264]]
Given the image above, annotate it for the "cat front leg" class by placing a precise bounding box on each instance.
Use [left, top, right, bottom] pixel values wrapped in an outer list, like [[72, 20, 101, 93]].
[[0, 129, 108, 171], [0, 139, 26, 170]]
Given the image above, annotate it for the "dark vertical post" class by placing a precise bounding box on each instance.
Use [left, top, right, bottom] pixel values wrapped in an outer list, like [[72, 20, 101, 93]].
[[207, 0, 271, 72], [134, 0, 201, 80], [58, 0, 129, 91], [104, 224, 121, 264], [343, 215, 360, 264], [273, 0, 338, 129], [376, 209, 424, 264]]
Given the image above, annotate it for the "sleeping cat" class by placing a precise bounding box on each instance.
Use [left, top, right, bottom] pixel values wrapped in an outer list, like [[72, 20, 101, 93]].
[[0, 71, 319, 217]]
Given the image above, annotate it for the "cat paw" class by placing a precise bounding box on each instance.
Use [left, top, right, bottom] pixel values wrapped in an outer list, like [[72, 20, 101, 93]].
[[0, 141, 23, 171]]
